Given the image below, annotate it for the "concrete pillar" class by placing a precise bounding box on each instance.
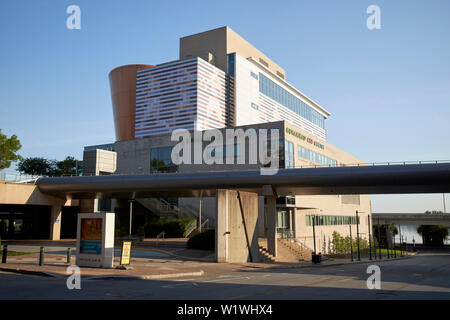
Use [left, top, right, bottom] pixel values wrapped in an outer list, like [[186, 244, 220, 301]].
[[50, 205, 62, 240], [215, 189, 259, 263], [216, 189, 229, 263], [266, 195, 277, 257]]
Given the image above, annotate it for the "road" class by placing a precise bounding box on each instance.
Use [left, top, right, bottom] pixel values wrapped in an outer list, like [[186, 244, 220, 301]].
[[0, 250, 449, 300]]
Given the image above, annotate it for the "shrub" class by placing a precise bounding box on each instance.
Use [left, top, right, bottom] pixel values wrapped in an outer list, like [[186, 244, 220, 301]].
[[137, 226, 145, 237], [331, 231, 370, 254], [187, 229, 215, 251], [144, 218, 196, 238], [117, 226, 128, 237]]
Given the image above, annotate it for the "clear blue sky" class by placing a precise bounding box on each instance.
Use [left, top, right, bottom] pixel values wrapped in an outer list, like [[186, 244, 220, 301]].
[[1, 0, 449, 212]]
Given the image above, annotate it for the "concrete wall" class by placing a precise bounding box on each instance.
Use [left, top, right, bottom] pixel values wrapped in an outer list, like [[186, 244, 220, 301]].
[[216, 189, 259, 263], [179, 26, 286, 80], [0, 182, 74, 240]]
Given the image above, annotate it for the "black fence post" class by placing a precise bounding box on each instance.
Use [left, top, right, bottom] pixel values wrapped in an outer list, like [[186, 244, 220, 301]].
[[39, 247, 44, 266], [67, 248, 71, 264], [393, 230, 397, 258], [2, 245, 7, 264]]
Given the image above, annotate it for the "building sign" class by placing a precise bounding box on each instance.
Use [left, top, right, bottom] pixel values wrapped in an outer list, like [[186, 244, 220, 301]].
[[76, 213, 115, 268], [286, 127, 325, 150], [120, 241, 132, 265]]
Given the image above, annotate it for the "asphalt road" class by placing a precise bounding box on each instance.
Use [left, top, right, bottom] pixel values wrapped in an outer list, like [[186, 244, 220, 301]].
[[0, 250, 449, 300]]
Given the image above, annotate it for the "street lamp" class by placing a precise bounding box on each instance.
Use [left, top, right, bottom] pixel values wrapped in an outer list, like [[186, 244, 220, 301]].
[[129, 199, 135, 237]]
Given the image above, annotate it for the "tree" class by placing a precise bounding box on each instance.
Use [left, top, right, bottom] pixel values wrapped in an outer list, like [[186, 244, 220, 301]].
[[18, 156, 79, 176], [417, 225, 449, 246], [56, 156, 78, 176], [17, 157, 54, 176], [0, 129, 22, 170]]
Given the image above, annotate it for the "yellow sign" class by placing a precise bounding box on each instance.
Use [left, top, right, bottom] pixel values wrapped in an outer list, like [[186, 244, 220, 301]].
[[120, 241, 132, 265]]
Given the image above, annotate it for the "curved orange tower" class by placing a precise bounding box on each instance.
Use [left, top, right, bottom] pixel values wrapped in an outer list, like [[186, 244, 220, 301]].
[[109, 64, 154, 141]]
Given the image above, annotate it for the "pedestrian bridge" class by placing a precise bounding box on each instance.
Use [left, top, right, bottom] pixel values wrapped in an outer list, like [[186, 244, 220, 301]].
[[36, 162, 450, 199], [372, 213, 450, 226]]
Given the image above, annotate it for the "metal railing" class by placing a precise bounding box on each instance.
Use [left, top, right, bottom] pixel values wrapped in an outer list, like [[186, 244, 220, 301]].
[[0, 171, 42, 184], [22, 159, 450, 180]]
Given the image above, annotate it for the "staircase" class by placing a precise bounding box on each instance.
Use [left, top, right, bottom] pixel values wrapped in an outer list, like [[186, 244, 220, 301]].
[[137, 198, 202, 219], [258, 238, 313, 263], [136, 198, 209, 237]]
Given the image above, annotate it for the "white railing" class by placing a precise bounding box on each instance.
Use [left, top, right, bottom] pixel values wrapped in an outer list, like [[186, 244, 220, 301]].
[[0, 171, 42, 184]]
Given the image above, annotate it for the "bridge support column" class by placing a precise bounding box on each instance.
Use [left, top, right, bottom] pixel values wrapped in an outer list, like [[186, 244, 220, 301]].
[[266, 195, 277, 257], [216, 189, 259, 263]]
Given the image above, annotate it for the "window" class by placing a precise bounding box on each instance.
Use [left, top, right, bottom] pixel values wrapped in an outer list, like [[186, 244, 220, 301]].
[[285, 140, 294, 168], [298, 145, 337, 166], [259, 73, 326, 129], [251, 103, 259, 110], [250, 72, 258, 80], [277, 210, 289, 229], [306, 215, 360, 226], [150, 146, 178, 173]]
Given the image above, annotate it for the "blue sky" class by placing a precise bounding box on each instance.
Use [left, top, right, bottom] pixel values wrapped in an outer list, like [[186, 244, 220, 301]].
[[0, 0, 449, 212]]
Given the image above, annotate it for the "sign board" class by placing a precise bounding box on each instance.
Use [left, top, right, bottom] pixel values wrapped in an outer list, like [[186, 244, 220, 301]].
[[76, 213, 115, 268], [120, 241, 132, 265]]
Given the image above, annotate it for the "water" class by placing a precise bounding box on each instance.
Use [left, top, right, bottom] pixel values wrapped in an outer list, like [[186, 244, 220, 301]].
[[395, 224, 450, 245]]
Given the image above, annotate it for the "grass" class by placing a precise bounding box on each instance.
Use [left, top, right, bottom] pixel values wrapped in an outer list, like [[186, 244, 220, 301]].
[[0, 251, 31, 257], [375, 249, 404, 256]]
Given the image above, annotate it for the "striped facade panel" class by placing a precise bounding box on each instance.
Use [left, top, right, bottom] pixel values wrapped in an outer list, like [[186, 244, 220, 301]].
[[134, 58, 230, 138]]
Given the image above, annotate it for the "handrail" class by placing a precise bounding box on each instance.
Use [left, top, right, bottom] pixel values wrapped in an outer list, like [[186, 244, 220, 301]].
[[26, 159, 450, 179]]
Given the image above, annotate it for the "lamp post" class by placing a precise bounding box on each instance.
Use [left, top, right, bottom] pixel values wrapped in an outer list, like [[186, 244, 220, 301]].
[[312, 216, 317, 254], [377, 218, 382, 259], [349, 217, 354, 262], [356, 210, 361, 261], [129, 199, 134, 237], [368, 214, 372, 260], [444, 194, 447, 216]]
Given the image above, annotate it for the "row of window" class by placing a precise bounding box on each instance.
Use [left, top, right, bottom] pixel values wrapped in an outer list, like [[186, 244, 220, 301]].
[[283, 140, 337, 168], [259, 73, 325, 129], [298, 146, 337, 167], [306, 215, 360, 226]]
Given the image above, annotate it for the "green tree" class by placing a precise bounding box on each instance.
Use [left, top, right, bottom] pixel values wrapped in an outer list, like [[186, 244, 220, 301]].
[[56, 156, 78, 176], [17, 157, 54, 176], [0, 129, 22, 170], [417, 225, 449, 246]]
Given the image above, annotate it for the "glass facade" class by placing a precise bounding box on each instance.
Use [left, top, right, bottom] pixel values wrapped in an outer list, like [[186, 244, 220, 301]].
[[150, 147, 178, 173], [259, 73, 325, 129], [285, 140, 295, 168], [298, 145, 337, 167], [306, 215, 360, 226]]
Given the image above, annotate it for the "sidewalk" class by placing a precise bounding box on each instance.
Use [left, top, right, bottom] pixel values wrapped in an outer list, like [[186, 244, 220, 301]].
[[0, 247, 415, 280]]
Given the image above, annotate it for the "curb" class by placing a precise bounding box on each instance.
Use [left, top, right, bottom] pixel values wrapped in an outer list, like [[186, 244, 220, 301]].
[[0, 267, 60, 278], [85, 270, 205, 281], [249, 254, 414, 270]]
